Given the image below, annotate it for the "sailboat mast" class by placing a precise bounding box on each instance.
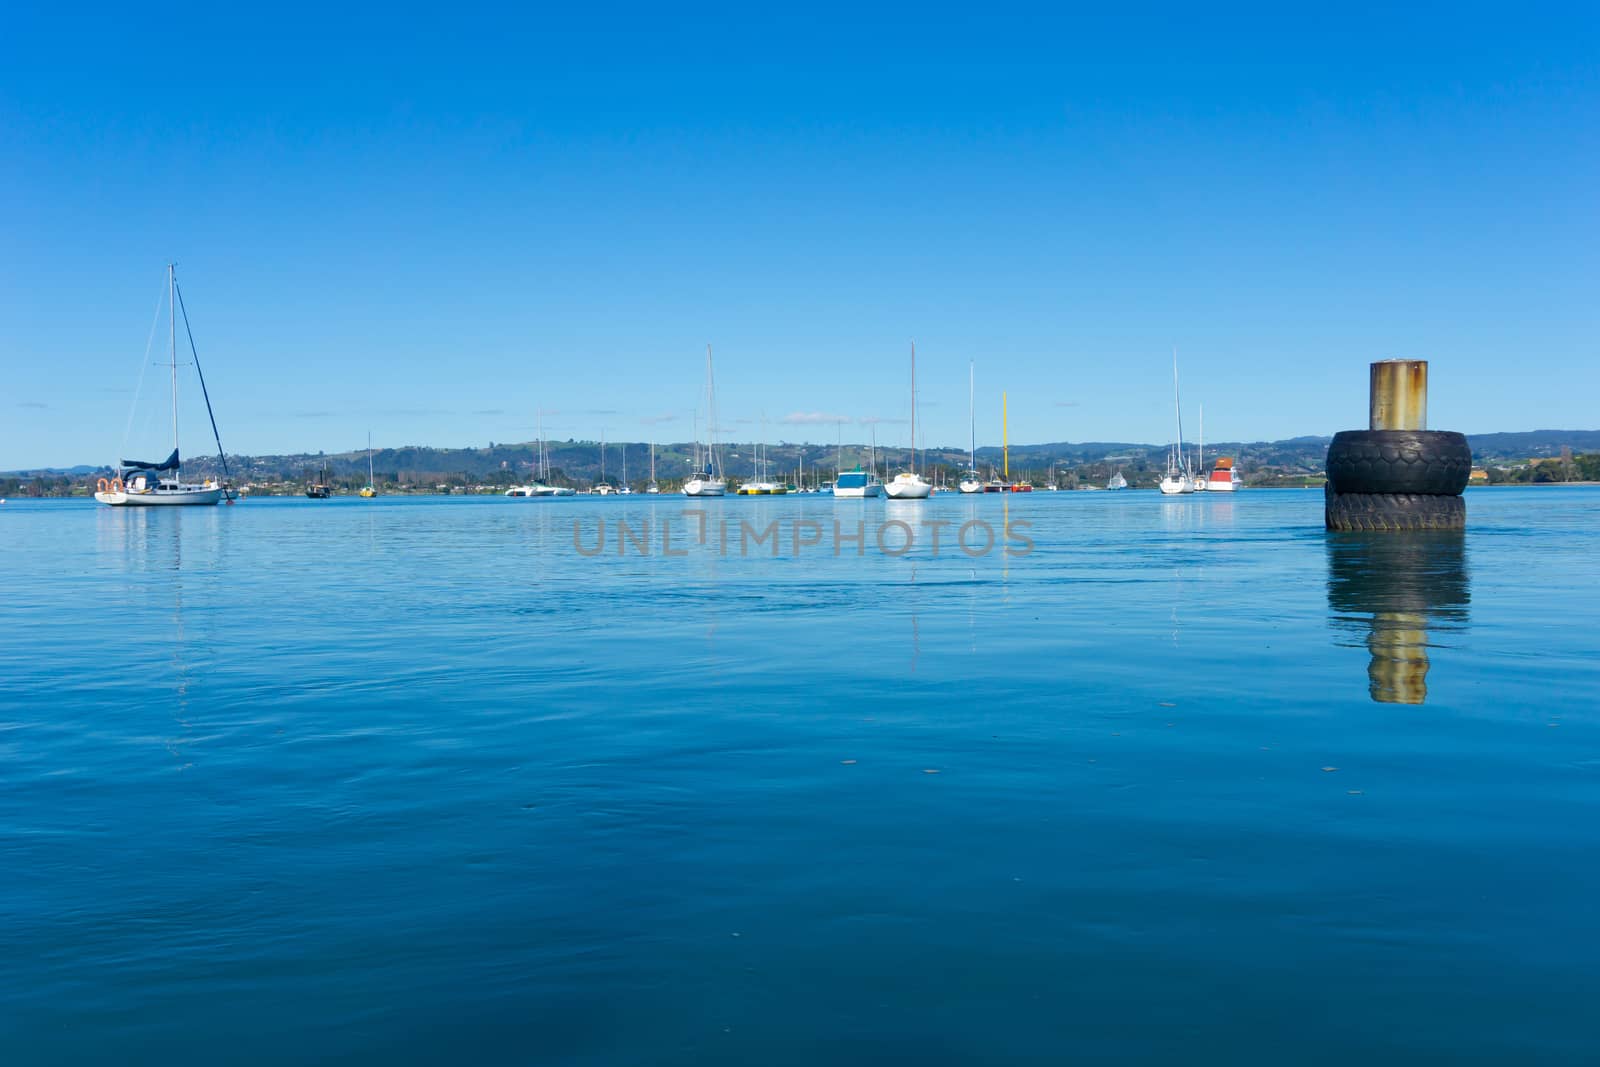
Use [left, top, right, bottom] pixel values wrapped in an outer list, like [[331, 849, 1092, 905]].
[[169, 264, 179, 473], [1172, 348, 1187, 475], [704, 344, 718, 477], [910, 341, 917, 476], [1003, 391, 1009, 480], [968, 360, 975, 471]]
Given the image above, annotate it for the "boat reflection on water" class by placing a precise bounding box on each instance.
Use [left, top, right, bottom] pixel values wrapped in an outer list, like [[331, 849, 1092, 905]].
[[1326, 532, 1469, 704]]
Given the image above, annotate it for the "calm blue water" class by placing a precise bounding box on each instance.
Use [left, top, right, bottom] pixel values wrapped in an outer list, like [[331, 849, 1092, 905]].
[[3, 488, 1598, 1064]]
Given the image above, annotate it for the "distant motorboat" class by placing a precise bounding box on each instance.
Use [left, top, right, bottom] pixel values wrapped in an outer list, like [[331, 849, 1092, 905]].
[[833, 468, 884, 498], [1206, 456, 1243, 492], [96, 266, 233, 508], [306, 463, 332, 499], [1108, 471, 1129, 490]]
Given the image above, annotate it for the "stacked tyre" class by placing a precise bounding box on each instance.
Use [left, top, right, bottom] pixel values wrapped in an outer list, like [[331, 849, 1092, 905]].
[[1324, 429, 1471, 531]]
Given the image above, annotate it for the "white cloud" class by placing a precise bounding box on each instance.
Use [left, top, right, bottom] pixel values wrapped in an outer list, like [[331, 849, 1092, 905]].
[[780, 411, 851, 425]]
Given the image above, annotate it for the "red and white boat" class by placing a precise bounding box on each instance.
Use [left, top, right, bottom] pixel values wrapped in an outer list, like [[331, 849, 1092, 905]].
[[1206, 457, 1243, 492]]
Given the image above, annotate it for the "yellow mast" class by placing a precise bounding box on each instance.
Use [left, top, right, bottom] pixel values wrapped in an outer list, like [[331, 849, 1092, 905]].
[[1002, 391, 1009, 480]]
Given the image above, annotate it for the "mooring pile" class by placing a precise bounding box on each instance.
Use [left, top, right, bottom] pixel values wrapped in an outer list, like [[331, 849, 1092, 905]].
[[1324, 360, 1470, 530]]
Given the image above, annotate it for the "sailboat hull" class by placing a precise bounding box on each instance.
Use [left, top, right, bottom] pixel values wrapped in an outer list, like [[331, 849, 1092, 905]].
[[884, 475, 932, 499], [95, 487, 222, 506], [683, 479, 726, 497]]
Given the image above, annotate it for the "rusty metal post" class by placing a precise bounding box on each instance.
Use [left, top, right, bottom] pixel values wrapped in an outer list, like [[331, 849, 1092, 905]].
[[1369, 359, 1427, 431]]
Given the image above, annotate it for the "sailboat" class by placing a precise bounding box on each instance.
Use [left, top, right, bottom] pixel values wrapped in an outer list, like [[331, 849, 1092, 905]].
[[982, 392, 1010, 492], [885, 342, 932, 499], [619, 438, 634, 494], [594, 430, 615, 494], [736, 417, 786, 495], [1191, 405, 1208, 491], [683, 345, 727, 496], [359, 433, 377, 497], [959, 361, 982, 493], [95, 265, 233, 507], [508, 406, 573, 496], [647, 439, 660, 494], [1107, 470, 1129, 490], [1159, 350, 1195, 495]]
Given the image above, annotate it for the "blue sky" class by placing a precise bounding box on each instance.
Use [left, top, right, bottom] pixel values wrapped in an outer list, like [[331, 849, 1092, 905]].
[[3, 3, 1596, 467]]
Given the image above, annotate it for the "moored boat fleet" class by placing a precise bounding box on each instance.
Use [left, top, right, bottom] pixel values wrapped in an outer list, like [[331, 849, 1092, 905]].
[[94, 268, 1244, 507]]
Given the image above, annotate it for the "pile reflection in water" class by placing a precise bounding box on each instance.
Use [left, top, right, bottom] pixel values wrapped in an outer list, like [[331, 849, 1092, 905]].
[[1326, 531, 1470, 704]]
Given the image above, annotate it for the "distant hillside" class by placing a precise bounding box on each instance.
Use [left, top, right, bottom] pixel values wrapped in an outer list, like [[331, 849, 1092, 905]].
[[1459, 430, 1600, 461]]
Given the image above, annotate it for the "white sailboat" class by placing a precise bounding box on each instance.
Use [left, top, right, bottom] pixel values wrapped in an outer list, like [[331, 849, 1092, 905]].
[[509, 406, 573, 495], [594, 430, 615, 494], [647, 439, 660, 494], [1107, 471, 1129, 490], [959, 360, 983, 493], [1191, 404, 1207, 491], [96, 265, 232, 507], [885, 341, 932, 500], [683, 345, 727, 496], [1159, 349, 1195, 496]]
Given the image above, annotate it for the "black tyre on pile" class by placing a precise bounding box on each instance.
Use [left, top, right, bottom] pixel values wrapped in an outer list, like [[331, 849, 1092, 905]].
[[1324, 486, 1466, 531], [1325, 429, 1472, 496]]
